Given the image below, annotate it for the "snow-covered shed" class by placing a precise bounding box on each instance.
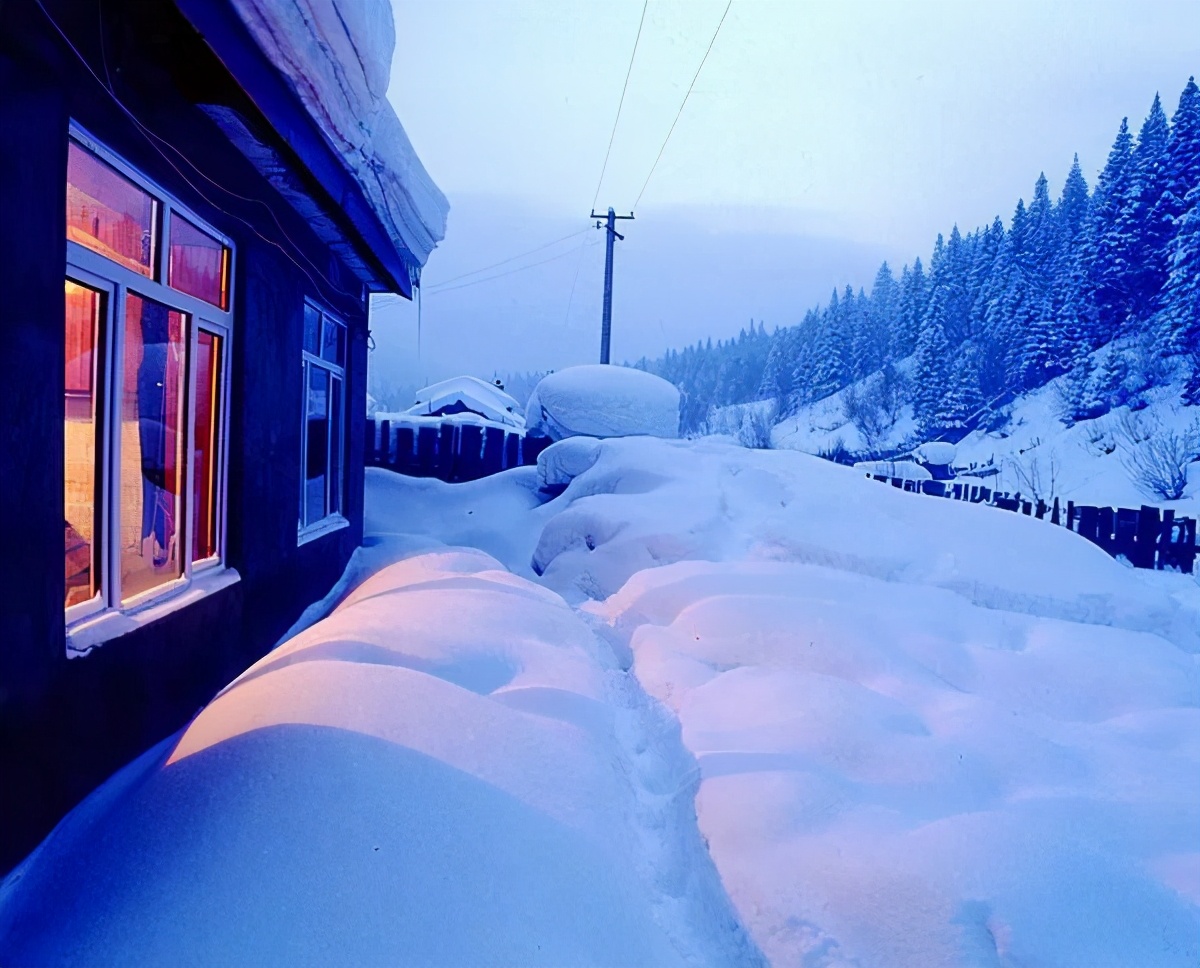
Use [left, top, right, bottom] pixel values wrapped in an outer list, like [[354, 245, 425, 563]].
[[404, 376, 525, 429], [0, 0, 446, 872]]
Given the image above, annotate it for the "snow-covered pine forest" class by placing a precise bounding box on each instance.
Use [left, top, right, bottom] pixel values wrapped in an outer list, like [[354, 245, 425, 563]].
[[632, 77, 1200, 444]]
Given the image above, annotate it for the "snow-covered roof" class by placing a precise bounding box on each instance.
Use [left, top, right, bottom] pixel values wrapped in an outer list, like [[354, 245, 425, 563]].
[[405, 376, 524, 429], [185, 0, 447, 295]]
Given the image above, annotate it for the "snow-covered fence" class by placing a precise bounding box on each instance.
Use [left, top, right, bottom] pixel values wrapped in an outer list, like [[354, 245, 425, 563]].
[[365, 417, 550, 483], [868, 474, 1197, 573]]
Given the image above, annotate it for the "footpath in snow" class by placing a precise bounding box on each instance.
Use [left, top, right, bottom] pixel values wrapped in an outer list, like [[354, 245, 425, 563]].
[[3, 437, 1199, 967]]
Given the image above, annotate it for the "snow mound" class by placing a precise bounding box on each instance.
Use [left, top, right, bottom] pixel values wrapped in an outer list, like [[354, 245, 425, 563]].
[[228, 0, 448, 267], [526, 365, 680, 441], [915, 440, 957, 465], [594, 558, 1200, 967], [537, 436, 603, 490], [0, 549, 758, 967]]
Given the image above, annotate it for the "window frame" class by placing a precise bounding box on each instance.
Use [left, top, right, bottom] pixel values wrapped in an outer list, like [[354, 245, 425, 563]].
[[298, 301, 348, 544], [65, 124, 236, 643]]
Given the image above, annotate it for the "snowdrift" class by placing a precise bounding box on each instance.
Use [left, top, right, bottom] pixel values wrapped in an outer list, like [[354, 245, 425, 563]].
[[5, 438, 1198, 968], [0, 549, 756, 967]]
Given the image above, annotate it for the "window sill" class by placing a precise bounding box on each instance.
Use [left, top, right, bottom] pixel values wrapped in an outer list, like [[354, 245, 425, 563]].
[[65, 567, 242, 658], [298, 513, 350, 547]]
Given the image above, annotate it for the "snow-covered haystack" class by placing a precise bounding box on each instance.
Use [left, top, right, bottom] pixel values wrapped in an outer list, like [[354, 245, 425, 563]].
[[525, 365, 680, 441]]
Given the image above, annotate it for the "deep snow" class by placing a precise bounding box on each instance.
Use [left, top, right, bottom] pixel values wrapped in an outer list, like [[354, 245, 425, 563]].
[[3, 438, 1198, 967]]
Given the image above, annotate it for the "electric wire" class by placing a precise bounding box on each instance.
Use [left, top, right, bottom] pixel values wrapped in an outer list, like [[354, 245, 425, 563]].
[[423, 239, 602, 297], [591, 0, 649, 212], [633, 0, 733, 211], [38, 0, 363, 308], [421, 228, 591, 291]]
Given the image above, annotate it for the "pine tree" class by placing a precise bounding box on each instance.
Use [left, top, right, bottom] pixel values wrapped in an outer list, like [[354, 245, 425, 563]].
[[1053, 155, 1092, 361], [1114, 94, 1172, 322], [1160, 186, 1200, 398], [1084, 117, 1137, 341], [944, 340, 985, 429], [913, 317, 951, 437]]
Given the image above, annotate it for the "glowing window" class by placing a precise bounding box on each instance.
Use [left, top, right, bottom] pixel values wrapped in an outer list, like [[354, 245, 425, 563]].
[[67, 141, 157, 278], [169, 213, 230, 309]]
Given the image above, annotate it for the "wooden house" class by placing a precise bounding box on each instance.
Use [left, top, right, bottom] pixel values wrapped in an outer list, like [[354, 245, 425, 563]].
[[0, 0, 447, 870]]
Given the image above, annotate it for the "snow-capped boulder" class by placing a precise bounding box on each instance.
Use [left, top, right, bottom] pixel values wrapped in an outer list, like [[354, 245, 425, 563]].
[[525, 366, 680, 441]]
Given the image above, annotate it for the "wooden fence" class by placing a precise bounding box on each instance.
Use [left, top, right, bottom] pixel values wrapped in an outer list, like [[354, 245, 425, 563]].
[[868, 474, 1197, 574], [366, 417, 552, 483]]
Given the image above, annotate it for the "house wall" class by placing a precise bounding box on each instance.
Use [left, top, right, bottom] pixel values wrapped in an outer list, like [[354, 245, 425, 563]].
[[0, 0, 373, 873]]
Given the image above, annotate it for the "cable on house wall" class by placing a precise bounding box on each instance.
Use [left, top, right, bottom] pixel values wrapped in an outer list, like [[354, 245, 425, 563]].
[[38, 0, 364, 308]]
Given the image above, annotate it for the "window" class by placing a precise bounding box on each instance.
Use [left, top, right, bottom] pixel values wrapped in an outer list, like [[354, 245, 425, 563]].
[[64, 127, 233, 633], [300, 302, 346, 538]]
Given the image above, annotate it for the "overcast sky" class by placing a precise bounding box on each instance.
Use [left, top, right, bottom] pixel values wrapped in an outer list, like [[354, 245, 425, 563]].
[[371, 0, 1200, 399]]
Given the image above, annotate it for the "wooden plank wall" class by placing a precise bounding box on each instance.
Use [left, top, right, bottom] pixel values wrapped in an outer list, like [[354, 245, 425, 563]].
[[869, 474, 1197, 574], [366, 418, 552, 484]]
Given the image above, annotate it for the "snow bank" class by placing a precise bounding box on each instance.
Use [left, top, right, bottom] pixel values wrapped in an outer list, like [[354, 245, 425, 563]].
[[526, 365, 680, 441], [7, 439, 1198, 968], [228, 0, 448, 267], [0, 548, 757, 967], [596, 558, 1200, 967]]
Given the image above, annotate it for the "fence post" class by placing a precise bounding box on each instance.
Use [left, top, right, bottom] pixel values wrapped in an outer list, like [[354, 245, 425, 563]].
[[365, 418, 377, 466], [1134, 505, 1160, 569], [378, 420, 392, 469], [1158, 509, 1175, 571]]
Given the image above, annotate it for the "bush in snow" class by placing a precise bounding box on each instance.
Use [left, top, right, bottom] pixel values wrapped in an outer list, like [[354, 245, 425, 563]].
[[841, 364, 906, 452], [1114, 412, 1200, 500], [1055, 356, 1107, 425], [1005, 448, 1062, 504], [702, 400, 777, 449]]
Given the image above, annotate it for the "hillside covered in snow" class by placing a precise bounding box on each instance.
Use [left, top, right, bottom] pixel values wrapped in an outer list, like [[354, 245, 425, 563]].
[[3, 437, 1197, 967], [635, 74, 1200, 509]]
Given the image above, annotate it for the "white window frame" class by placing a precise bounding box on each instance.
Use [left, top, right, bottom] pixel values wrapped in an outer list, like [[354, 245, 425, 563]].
[[298, 301, 349, 544], [64, 123, 238, 654]]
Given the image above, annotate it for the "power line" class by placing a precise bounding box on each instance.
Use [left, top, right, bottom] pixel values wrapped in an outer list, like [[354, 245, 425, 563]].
[[418, 228, 591, 292], [591, 0, 649, 212], [423, 239, 602, 297], [633, 0, 733, 211]]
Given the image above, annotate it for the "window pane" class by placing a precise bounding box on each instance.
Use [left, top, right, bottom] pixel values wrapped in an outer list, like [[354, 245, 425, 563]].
[[321, 317, 345, 366], [303, 304, 320, 355], [65, 280, 103, 608], [192, 331, 222, 561], [67, 141, 156, 277], [305, 366, 329, 525], [121, 293, 186, 600], [169, 213, 229, 309], [329, 376, 342, 515]]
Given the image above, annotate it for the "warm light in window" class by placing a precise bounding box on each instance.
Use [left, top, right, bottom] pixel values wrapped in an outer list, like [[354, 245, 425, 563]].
[[121, 292, 187, 601], [66, 141, 157, 277], [65, 280, 103, 608], [169, 213, 229, 309]]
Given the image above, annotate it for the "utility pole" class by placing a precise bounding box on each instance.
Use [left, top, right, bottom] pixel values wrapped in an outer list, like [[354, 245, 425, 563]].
[[590, 207, 635, 364]]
